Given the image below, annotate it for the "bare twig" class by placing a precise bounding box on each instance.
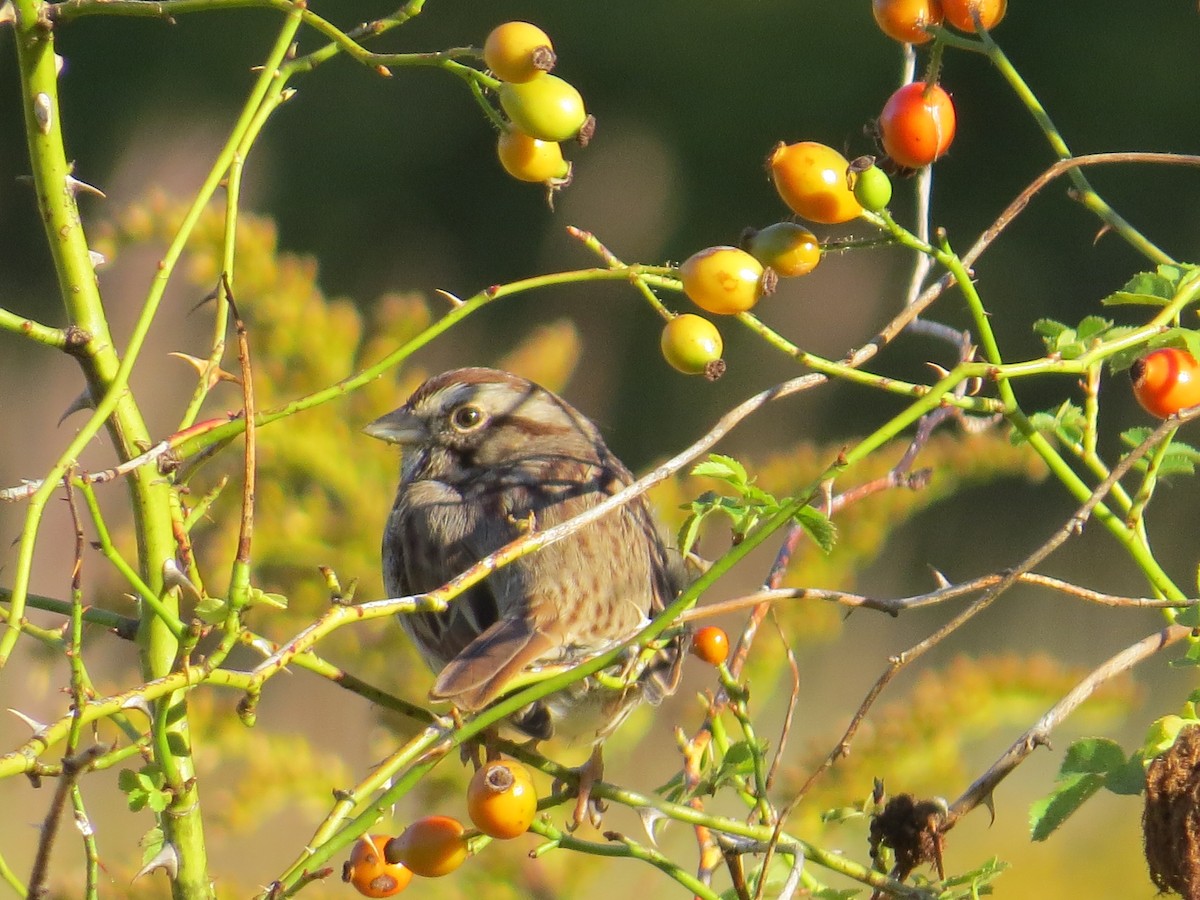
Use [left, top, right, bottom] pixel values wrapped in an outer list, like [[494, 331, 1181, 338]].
[[26, 745, 106, 899], [680, 570, 1198, 623], [946, 623, 1193, 826], [792, 408, 1193, 804]]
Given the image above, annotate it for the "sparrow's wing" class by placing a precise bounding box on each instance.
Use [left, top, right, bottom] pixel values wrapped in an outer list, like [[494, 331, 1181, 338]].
[[429, 615, 557, 710]]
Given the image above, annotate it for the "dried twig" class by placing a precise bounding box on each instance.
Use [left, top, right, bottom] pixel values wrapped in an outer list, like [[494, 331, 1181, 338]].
[[792, 408, 1194, 804], [945, 622, 1193, 827]]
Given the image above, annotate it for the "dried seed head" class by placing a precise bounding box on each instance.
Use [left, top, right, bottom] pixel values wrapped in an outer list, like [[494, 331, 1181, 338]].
[[1144, 724, 1200, 896]]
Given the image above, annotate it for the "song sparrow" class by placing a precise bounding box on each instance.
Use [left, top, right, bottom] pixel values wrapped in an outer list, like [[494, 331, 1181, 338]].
[[365, 368, 686, 817]]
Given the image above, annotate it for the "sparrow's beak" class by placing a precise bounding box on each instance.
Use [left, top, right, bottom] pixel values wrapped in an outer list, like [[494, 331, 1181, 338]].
[[363, 408, 428, 445]]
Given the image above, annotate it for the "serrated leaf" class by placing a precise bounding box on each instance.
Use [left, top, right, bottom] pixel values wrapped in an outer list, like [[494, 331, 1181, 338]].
[[1156, 457, 1196, 477], [140, 827, 165, 865], [692, 454, 748, 485], [1061, 737, 1127, 775], [722, 739, 765, 773], [1171, 641, 1200, 667], [677, 512, 705, 558], [1122, 271, 1176, 299], [1029, 771, 1103, 841], [117, 768, 141, 793], [1076, 316, 1114, 341], [1158, 263, 1188, 286], [1120, 427, 1155, 448], [1105, 754, 1148, 795], [147, 790, 170, 813], [1033, 318, 1070, 339], [1175, 603, 1200, 629], [797, 505, 837, 553]]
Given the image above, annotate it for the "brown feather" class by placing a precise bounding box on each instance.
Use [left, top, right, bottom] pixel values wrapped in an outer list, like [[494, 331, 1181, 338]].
[[430, 617, 558, 709], [369, 367, 688, 743]]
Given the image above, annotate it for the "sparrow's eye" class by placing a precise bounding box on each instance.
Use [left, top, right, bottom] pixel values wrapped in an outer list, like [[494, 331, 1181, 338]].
[[450, 404, 486, 432]]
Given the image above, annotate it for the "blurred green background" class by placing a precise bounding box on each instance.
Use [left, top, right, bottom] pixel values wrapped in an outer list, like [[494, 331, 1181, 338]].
[[2, 1, 1200, 897]]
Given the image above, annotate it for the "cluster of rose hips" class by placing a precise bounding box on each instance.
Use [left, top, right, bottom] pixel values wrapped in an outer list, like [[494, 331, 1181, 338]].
[[867, 0, 1007, 172], [660, 3, 1015, 379], [660, 143, 893, 379], [342, 758, 538, 896], [483, 22, 592, 189], [872, 0, 1007, 45]]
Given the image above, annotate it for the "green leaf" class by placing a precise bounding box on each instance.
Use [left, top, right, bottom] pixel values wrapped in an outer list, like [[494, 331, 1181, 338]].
[[1032, 318, 1069, 339], [195, 595, 228, 625], [692, 454, 748, 486], [1175, 603, 1200, 629], [1015, 402, 1085, 447], [1060, 737, 1127, 775], [1075, 315, 1113, 340], [796, 506, 837, 553], [117, 768, 141, 794], [140, 827, 165, 865], [247, 588, 288, 610], [1120, 427, 1154, 448], [713, 739, 769, 788], [147, 789, 170, 813], [941, 856, 1009, 892], [1105, 753, 1148, 796], [1102, 291, 1173, 308], [1172, 641, 1200, 667], [1119, 271, 1176, 301], [1029, 771, 1104, 841]]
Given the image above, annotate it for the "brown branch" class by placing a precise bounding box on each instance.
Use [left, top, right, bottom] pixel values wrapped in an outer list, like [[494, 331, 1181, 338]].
[[226, 274, 256, 568], [945, 623, 1194, 827], [681, 570, 1197, 623], [26, 744, 107, 899], [791, 409, 1190, 804]]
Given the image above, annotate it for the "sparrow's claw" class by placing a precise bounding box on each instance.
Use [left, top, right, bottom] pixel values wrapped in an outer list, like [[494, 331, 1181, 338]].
[[568, 746, 608, 831]]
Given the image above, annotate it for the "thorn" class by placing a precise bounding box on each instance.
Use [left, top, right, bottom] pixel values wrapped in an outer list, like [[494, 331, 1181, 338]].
[[635, 806, 667, 846], [434, 289, 464, 308], [162, 558, 203, 603], [167, 352, 239, 389], [925, 361, 951, 379], [120, 695, 154, 718], [928, 567, 951, 589], [66, 175, 106, 198], [246, 635, 276, 658], [8, 708, 49, 736], [0, 4, 15, 26], [88, 250, 107, 270], [982, 792, 996, 825], [58, 387, 96, 425], [133, 842, 179, 881]]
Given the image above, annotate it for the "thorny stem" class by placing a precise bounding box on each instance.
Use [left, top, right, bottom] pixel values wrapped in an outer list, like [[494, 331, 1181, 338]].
[[946, 623, 1193, 825], [976, 28, 1172, 264], [796, 409, 1195, 804]]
